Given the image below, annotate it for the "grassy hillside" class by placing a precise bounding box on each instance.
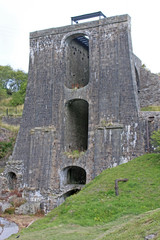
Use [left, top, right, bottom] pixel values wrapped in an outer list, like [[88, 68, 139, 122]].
[[8, 153, 160, 239], [141, 105, 160, 111], [0, 97, 23, 117]]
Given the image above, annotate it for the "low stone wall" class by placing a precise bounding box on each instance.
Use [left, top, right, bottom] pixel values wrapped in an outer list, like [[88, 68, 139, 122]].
[[2, 117, 22, 126]]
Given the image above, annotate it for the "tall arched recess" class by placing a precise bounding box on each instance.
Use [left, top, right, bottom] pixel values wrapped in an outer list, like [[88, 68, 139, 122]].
[[64, 99, 89, 152], [65, 34, 89, 89]]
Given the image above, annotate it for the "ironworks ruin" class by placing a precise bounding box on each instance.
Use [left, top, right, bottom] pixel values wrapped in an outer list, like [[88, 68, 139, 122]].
[[1, 12, 160, 213]]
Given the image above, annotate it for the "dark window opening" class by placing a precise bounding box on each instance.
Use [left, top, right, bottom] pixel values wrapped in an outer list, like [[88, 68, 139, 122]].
[[61, 166, 86, 187], [8, 172, 17, 190], [65, 34, 89, 89], [135, 67, 140, 93], [148, 116, 154, 122], [67, 166, 86, 184], [65, 99, 88, 151]]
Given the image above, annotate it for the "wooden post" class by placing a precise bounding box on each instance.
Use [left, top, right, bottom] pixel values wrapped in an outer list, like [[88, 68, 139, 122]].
[[115, 178, 128, 196]]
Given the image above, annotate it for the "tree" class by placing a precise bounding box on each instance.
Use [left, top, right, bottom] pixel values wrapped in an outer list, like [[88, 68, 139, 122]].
[[10, 80, 27, 106], [0, 87, 7, 101], [0, 65, 28, 94], [151, 130, 160, 152], [0, 65, 28, 105]]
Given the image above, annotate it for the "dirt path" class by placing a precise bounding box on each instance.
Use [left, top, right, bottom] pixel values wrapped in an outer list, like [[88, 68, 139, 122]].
[[0, 214, 42, 230]]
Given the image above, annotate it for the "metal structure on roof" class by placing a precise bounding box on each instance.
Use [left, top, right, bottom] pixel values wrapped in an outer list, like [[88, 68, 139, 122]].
[[71, 11, 106, 24]]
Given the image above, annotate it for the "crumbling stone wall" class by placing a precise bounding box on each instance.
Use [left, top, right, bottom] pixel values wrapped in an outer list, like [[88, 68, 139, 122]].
[[139, 68, 160, 108], [2, 116, 22, 126], [139, 111, 160, 152], [2, 14, 160, 212]]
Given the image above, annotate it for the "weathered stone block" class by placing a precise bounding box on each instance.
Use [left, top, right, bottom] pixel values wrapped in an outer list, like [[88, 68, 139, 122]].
[[15, 202, 40, 215]]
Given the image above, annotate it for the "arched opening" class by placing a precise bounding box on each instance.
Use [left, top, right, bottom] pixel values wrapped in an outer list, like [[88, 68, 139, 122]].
[[61, 166, 86, 186], [8, 172, 17, 190], [63, 189, 80, 199], [65, 99, 88, 152], [65, 34, 89, 89], [67, 166, 86, 184], [58, 189, 80, 206]]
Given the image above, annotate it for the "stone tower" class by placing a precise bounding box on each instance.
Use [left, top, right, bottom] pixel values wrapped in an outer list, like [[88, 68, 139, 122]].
[[4, 13, 160, 211]]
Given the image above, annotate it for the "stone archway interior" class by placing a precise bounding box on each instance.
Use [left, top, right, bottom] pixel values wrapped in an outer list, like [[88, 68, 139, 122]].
[[8, 172, 17, 190], [65, 34, 89, 89]]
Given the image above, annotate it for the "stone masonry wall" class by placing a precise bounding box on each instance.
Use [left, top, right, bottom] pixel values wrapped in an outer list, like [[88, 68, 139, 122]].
[[3, 14, 160, 212], [2, 116, 22, 126], [139, 67, 160, 108]]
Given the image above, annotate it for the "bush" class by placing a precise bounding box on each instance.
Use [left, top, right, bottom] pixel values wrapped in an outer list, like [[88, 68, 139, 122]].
[[0, 137, 15, 159], [0, 65, 28, 106], [9, 197, 26, 208], [151, 130, 160, 152], [9, 92, 24, 106], [4, 206, 15, 214], [9, 80, 27, 106], [64, 150, 85, 159]]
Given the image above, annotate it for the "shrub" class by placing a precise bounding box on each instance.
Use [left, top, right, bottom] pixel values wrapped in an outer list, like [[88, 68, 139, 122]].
[[35, 209, 45, 216], [9, 197, 26, 208], [0, 137, 15, 159], [4, 206, 15, 214], [151, 130, 160, 152], [64, 150, 85, 159], [9, 189, 22, 198]]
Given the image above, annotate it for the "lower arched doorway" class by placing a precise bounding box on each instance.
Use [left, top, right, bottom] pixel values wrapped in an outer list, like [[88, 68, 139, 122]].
[[8, 172, 17, 190]]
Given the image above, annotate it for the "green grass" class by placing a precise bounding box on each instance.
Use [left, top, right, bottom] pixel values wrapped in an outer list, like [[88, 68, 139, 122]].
[[0, 97, 23, 117], [0, 138, 15, 159], [0, 120, 20, 132], [100, 209, 160, 240], [64, 150, 85, 159], [141, 105, 160, 111], [0, 167, 4, 173], [8, 210, 160, 240], [8, 153, 160, 239], [0, 121, 19, 160]]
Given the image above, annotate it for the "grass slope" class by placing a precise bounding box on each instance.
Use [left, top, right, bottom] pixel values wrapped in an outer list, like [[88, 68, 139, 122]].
[[141, 106, 160, 111], [0, 98, 23, 117], [9, 153, 160, 239]]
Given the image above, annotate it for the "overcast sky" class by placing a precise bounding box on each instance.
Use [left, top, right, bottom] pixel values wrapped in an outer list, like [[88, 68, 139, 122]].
[[0, 0, 160, 73]]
